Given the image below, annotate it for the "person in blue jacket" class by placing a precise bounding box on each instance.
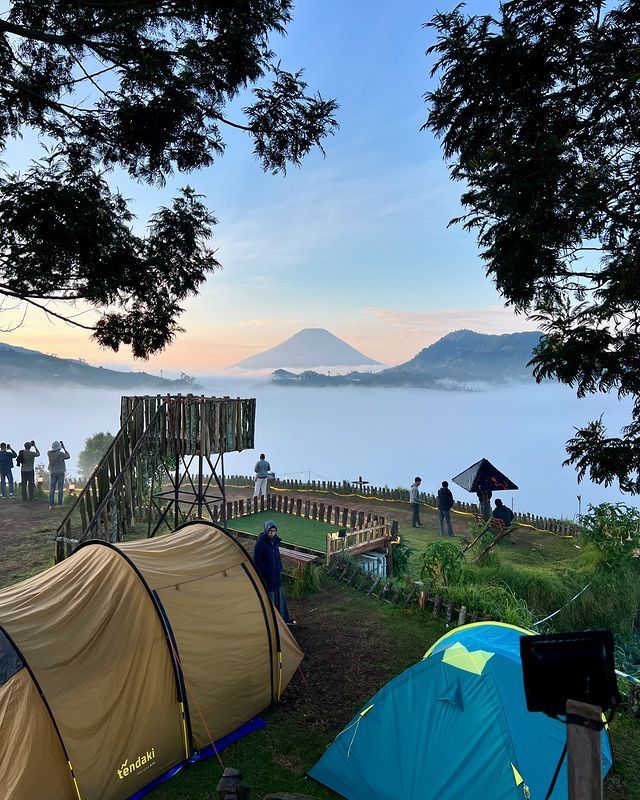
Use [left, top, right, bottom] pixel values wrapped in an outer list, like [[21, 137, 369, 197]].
[[0, 442, 17, 498], [253, 520, 295, 625]]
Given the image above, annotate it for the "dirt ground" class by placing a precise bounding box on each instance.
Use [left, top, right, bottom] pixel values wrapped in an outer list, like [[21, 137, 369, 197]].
[[0, 497, 64, 586]]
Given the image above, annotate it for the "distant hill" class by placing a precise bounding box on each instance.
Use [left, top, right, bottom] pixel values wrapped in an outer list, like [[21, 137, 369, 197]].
[[270, 330, 542, 389], [233, 328, 381, 370], [388, 329, 541, 383], [0, 342, 201, 390]]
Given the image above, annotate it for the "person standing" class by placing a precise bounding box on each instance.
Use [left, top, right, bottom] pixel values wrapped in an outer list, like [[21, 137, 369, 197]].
[[0, 442, 17, 498], [253, 521, 295, 624], [16, 441, 40, 502], [477, 490, 493, 520], [409, 477, 422, 528], [253, 452, 271, 498], [437, 480, 455, 537], [48, 440, 70, 508]]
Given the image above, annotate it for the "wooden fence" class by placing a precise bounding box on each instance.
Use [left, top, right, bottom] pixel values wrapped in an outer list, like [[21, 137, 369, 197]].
[[327, 559, 471, 628], [224, 474, 580, 537], [218, 492, 395, 569]]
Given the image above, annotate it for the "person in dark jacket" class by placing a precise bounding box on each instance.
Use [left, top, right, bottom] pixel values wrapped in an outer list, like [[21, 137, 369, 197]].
[[437, 480, 455, 537], [492, 498, 514, 526], [16, 441, 40, 502], [0, 442, 17, 497], [253, 520, 295, 624]]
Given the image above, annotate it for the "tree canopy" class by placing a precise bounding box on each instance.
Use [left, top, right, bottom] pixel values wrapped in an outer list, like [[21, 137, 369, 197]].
[[0, 1, 338, 356], [77, 431, 114, 477], [425, 0, 640, 493]]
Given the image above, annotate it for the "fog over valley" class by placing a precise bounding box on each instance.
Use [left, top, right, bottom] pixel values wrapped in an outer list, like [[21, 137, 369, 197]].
[[0, 378, 634, 520]]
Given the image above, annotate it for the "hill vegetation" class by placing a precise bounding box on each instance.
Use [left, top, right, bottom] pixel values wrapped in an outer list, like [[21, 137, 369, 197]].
[[0, 342, 201, 390]]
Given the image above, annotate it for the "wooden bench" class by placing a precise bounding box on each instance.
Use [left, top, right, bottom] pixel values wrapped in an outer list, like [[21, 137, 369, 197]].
[[463, 515, 517, 561], [279, 547, 319, 566]]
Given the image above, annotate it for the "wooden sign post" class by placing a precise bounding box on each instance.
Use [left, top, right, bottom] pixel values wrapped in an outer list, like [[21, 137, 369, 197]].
[[352, 476, 369, 492], [567, 700, 603, 800]]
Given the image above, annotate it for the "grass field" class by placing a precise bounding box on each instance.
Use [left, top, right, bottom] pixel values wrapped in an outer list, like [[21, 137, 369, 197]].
[[229, 510, 339, 552], [2, 493, 639, 799]]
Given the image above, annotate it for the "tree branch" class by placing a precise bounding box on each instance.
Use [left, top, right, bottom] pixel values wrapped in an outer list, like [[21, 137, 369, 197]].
[[0, 289, 96, 330]]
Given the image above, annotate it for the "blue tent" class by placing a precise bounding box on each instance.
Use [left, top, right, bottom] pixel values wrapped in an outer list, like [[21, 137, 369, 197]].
[[309, 622, 613, 800]]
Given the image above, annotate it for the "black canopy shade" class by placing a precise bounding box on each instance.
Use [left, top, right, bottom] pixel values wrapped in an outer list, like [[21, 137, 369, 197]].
[[451, 458, 518, 493]]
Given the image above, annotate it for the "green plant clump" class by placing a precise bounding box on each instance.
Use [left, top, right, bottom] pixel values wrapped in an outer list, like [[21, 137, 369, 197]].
[[419, 540, 464, 587], [391, 535, 412, 578], [285, 563, 323, 598]]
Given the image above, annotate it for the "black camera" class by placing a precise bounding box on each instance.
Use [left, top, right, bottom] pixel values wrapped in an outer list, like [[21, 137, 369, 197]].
[[520, 630, 620, 718]]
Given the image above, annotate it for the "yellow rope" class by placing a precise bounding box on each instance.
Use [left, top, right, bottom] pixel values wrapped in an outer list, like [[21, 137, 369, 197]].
[[226, 484, 575, 538]]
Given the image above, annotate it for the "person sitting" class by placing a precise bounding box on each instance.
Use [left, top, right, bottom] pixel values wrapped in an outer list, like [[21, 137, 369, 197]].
[[492, 498, 515, 526]]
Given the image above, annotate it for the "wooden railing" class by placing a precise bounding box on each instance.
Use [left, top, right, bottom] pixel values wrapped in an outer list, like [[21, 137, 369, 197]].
[[326, 523, 390, 563], [223, 474, 580, 537], [220, 493, 396, 570]]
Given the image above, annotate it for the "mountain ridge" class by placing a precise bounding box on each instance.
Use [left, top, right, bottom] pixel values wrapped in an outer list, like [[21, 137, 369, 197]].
[[0, 342, 201, 390], [270, 329, 542, 388], [232, 327, 381, 369]]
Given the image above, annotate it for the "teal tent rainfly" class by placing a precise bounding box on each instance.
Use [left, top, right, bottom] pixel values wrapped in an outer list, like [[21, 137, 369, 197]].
[[309, 622, 613, 800]]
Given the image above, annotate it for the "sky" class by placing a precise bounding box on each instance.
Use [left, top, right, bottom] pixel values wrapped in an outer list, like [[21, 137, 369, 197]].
[[1, 0, 538, 374]]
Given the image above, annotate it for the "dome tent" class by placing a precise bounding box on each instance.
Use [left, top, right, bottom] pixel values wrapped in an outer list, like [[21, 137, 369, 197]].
[[0, 521, 302, 800], [309, 622, 613, 800]]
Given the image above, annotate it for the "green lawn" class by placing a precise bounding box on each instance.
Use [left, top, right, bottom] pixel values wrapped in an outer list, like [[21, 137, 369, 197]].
[[229, 510, 339, 552]]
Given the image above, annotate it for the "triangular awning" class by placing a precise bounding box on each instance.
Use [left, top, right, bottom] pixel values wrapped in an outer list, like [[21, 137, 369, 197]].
[[451, 458, 518, 493]]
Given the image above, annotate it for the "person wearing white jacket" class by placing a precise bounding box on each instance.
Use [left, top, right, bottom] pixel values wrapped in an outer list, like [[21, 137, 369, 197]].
[[409, 477, 422, 528]]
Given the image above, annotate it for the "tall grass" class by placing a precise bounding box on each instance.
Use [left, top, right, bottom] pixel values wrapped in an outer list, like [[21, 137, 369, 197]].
[[415, 543, 640, 633], [558, 547, 640, 635], [460, 556, 575, 617]]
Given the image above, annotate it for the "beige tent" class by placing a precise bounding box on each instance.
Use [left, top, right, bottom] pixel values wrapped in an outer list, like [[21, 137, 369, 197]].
[[0, 521, 302, 800]]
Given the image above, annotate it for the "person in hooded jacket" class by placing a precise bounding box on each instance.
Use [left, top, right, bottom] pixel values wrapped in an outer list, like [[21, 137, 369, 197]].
[[253, 520, 295, 624]]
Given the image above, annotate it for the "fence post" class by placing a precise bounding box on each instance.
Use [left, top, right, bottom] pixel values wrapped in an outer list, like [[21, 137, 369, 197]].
[[433, 596, 442, 618]]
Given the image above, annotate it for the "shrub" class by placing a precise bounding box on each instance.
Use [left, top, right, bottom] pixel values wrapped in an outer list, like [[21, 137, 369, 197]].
[[419, 540, 464, 587], [391, 535, 412, 578], [580, 503, 640, 566]]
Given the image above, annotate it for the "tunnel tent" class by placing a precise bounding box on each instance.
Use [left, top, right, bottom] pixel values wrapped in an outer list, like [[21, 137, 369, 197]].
[[0, 520, 302, 800], [309, 622, 613, 800]]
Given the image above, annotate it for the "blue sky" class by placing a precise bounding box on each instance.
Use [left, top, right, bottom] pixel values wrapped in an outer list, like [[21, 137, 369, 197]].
[[4, 0, 537, 371]]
